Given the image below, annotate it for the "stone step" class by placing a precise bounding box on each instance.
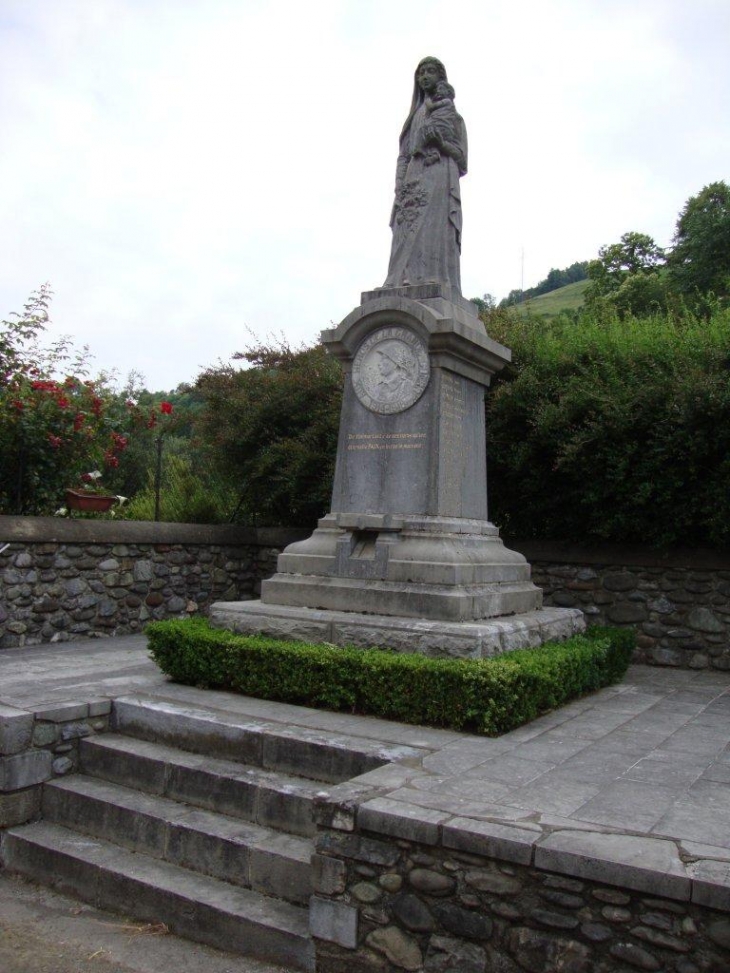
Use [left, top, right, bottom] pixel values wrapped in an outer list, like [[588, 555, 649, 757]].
[[1, 820, 314, 971], [42, 775, 312, 905], [79, 734, 327, 837], [111, 694, 415, 783]]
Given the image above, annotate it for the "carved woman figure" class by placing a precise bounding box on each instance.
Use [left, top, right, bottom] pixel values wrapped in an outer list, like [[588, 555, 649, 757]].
[[383, 57, 468, 293]]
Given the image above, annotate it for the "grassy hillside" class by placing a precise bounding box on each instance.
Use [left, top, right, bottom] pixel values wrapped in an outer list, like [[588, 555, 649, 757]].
[[513, 279, 590, 317]]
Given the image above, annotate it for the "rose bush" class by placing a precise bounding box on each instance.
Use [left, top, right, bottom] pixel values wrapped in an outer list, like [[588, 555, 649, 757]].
[[0, 286, 172, 515]]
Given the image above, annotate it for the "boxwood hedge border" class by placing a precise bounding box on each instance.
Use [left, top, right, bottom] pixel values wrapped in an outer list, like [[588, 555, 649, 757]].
[[147, 619, 634, 735]]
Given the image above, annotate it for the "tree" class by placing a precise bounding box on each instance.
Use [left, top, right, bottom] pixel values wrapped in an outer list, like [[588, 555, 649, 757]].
[[195, 340, 343, 526], [610, 273, 671, 319], [585, 232, 666, 316], [0, 283, 53, 378], [668, 181, 730, 302], [587, 232, 664, 292], [471, 294, 496, 315]]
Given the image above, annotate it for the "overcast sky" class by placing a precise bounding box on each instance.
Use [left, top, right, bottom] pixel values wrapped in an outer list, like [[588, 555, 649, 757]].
[[1, 0, 728, 391]]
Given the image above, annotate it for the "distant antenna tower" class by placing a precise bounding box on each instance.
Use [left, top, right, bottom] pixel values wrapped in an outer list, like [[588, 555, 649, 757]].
[[521, 247, 525, 293]]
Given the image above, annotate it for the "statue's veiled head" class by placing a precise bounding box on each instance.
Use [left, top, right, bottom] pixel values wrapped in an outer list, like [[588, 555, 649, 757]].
[[415, 57, 447, 92], [401, 57, 449, 137]]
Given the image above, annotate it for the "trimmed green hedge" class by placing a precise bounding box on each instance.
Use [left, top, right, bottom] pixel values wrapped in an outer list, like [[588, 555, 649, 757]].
[[485, 308, 730, 547], [147, 619, 635, 736]]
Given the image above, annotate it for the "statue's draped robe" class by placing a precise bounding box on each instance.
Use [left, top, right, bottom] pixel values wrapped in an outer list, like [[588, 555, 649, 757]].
[[384, 100, 467, 292]]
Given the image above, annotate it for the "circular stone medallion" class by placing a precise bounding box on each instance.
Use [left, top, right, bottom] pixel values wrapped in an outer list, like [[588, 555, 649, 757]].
[[352, 327, 430, 415]]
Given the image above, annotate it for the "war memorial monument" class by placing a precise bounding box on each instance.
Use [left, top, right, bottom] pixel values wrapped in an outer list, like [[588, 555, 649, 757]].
[[212, 57, 584, 656]]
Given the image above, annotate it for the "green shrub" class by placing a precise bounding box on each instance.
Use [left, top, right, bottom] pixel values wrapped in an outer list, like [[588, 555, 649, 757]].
[[486, 307, 730, 547], [184, 307, 730, 544], [147, 620, 634, 736], [122, 448, 237, 523], [0, 286, 158, 515], [194, 342, 343, 527]]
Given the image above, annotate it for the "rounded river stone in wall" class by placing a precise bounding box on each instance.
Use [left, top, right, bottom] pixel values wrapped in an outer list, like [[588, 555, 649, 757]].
[[352, 326, 430, 415]]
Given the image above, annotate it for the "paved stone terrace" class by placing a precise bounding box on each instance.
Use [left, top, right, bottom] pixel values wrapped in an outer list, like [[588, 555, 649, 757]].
[[2, 635, 730, 900]]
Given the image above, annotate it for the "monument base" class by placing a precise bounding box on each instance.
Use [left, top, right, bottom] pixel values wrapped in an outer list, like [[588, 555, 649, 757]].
[[208, 602, 585, 660], [208, 288, 584, 658], [260, 514, 543, 623]]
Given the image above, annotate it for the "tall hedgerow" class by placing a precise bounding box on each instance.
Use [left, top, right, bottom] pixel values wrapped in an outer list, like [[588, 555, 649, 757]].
[[190, 309, 730, 547], [485, 306, 730, 548]]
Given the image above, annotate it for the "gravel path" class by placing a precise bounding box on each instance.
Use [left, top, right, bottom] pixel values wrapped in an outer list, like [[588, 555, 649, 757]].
[[0, 871, 292, 973]]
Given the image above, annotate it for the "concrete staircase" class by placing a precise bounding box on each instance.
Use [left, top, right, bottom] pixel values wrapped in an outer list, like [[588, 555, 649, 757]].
[[1, 694, 411, 971]]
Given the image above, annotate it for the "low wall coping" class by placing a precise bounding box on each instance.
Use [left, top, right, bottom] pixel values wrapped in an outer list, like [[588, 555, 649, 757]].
[[3, 516, 728, 571], [509, 538, 730, 571], [349, 795, 729, 908], [0, 516, 309, 548]]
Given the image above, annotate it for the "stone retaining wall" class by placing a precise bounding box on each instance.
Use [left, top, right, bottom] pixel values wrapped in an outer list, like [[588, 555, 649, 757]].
[[0, 699, 112, 828], [0, 517, 307, 650], [515, 542, 730, 672], [2, 517, 729, 670], [311, 822, 729, 973]]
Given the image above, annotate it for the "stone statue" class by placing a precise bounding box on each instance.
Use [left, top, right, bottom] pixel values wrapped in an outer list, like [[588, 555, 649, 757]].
[[212, 55, 570, 655], [383, 57, 468, 293]]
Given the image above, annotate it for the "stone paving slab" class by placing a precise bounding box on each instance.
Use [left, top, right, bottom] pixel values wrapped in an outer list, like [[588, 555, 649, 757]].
[[2, 634, 730, 905]]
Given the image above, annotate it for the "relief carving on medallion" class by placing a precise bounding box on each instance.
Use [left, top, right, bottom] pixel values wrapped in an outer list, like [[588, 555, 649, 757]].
[[351, 326, 430, 415]]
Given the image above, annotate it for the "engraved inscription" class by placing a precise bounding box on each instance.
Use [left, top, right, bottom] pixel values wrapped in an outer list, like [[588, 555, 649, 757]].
[[440, 372, 468, 498], [441, 370, 467, 423], [352, 326, 430, 415], [347, 432, 426, 451]]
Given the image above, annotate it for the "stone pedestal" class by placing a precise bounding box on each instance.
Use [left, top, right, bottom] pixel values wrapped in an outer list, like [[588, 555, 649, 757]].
[[212, 286, 584, 655], [262, 514, 539, 622]]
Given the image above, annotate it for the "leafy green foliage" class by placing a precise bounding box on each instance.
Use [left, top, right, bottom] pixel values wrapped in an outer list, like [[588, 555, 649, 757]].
[[471, 293, 497, 315], [668, 181, 730, 303], [0, 287, 153, 514], [109, 384, 214, 512], [195, 340, 343, 526], [147, 619, 634, 735], [486, 307, 730, 547], [589, 232, 665, 282], [582, 184, 730, 319], [606, 272, 672, 319], [122, 448, 237, 523], [585, 232, 667, 317]]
